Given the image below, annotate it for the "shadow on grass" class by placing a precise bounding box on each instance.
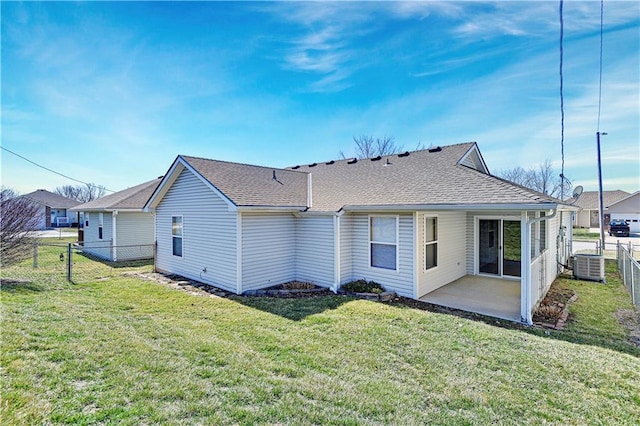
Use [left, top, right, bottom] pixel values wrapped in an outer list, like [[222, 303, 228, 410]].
[[0, 279, 49, 293], [229, 295, 351, 321], [75, 251, 154, 269]]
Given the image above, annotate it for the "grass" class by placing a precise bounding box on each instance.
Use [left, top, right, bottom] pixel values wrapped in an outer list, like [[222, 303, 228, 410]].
[[2, 263, 639, 424], [573, 228, 601, 240]]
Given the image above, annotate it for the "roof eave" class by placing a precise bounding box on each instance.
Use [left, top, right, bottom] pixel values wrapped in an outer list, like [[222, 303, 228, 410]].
[[341, 203, 566, 212]]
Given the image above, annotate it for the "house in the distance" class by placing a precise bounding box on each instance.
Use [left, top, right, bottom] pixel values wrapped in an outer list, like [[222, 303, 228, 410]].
[[572, 190, 630, 229], [145, 142, 577, 324], [606, 191, 640, 234], [71, 178, 161, 261], [22, 189, 80, 229]]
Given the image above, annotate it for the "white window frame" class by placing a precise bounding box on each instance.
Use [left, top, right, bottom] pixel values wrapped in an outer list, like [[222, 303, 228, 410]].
[[98, 212, 104, 240], [424, 216, 438, 271], [368, 215, 399, 271], [172, 215, 183, 258]]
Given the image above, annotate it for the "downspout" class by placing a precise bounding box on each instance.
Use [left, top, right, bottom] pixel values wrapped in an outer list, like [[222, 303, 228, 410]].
[[523, 209, 557, 324], [333, 215, 340, 293], [112, 211, 118, 261]]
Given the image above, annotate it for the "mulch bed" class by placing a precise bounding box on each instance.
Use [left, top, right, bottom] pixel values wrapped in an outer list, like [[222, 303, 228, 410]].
[[533, 284, 578, 330]]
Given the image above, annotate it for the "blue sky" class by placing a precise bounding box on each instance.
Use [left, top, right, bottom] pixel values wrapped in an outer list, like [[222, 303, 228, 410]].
[[2, 1, 638, 195]]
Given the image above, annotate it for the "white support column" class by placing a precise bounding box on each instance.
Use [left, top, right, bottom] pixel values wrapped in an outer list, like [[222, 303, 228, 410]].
[[520, 211, 530, 324]]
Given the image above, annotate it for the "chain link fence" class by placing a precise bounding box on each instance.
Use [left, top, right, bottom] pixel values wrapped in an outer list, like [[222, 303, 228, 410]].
[[617, 243, 640, 308], [1, 241, 154, 286]]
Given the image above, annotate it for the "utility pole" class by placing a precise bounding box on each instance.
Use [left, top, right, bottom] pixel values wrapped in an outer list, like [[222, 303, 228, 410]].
[[596, 131, 607, 253]]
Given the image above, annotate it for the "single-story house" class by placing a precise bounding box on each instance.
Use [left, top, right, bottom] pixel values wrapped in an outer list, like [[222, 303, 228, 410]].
[[144, 142, 577, 324], [22, 189, 80, 229], [606, 191, 640, 234], [71, 178, 162, 261], [572, 190, 630, 229]]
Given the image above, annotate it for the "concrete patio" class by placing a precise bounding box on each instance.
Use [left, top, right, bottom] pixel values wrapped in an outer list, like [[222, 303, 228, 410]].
[[420, 275, 521, 322]]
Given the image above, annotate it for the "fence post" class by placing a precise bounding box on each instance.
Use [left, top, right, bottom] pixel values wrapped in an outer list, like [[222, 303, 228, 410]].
[[33, 242, 38, 269], [67, 243, 72, 282], [631, 252, 636, 305]]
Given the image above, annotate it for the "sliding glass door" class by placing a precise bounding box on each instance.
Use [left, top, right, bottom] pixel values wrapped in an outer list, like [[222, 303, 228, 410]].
[[478, 219, 521, 277]]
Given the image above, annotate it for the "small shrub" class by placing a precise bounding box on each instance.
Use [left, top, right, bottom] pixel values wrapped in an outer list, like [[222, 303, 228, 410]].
[[341, 279, 385, 294]]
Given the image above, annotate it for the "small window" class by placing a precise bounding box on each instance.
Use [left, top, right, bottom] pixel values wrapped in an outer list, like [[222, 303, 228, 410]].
[[85, 213, 89, 228], [98, 213, 104, 240], [425, 217, 438, 270], [172, 216, 183, 257], [370, 216, 397, 270]]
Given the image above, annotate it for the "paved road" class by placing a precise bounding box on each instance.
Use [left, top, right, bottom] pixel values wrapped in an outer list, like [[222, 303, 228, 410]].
[[35, 229, 78, 239]]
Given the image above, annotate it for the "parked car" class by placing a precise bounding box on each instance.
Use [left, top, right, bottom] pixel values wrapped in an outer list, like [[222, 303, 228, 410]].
[[608, 219, 630, 237]]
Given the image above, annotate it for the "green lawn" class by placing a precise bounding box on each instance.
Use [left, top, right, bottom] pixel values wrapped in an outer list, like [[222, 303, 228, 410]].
[[573, 228, 601, 240], [2, 263, 639, 424]]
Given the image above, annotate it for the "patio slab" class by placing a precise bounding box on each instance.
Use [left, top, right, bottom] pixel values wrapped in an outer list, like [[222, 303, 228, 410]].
[[420, 275, 521, 322]]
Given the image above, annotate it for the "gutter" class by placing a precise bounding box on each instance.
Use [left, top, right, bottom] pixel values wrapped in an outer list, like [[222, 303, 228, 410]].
[[343, 203, 560, 212]]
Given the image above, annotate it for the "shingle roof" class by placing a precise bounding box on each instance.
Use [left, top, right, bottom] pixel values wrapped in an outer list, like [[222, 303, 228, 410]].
[[23, 190, 80, 209], [153, 143, 565, 212], [71, 178, 162, 211], [293, 142, 561, 211], [570, 190, 630, 210], [181, 156, 309, 207]]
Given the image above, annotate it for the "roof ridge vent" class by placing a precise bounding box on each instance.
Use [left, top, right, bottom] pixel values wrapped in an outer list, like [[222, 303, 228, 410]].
[[347, 158, 357, 164], [428, 146, 442, 153], [291, 165, 300, 170], [308, 163, 317, 168], [370, 156, 382, 161], [325, 160, 335, 165], [397, 151, 410, 157]]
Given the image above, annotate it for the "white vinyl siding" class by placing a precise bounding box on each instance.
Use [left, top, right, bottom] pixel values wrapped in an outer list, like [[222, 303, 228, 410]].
[[155, 169, 237, 292], [296, 215, 335, 288], [348, 213, 414, 297], [82, 211, 114, 260], [241, 213, 296, 291], [418, 211, 467, 297], [339, 215, 353, 284], [114, 212, 155, 260]]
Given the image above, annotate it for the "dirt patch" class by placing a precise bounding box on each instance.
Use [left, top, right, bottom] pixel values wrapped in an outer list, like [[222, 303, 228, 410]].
[[614, 309, 640, 347], [533, 283, 577, 329]]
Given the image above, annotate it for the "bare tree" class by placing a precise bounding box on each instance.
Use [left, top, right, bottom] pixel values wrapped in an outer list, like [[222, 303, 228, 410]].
[[55, 183, 106, 203], [497, 159, 571, 199], [0, 187, 41, 267], [340, 135, 403, 159]]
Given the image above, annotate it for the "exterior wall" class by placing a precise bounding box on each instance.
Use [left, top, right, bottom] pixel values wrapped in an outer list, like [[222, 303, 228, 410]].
[[156, 169, 237, 292], [82, 211, 114, 260], [339, 215, 353, 284], [114, 212, 155, 261], [574, 210, 591, 228], [346, 213, 414, 298], [295, 215, 335, 288], [240, 213, 296, 292], [416, 211, 467, 297], [609, 193, 640, 233]]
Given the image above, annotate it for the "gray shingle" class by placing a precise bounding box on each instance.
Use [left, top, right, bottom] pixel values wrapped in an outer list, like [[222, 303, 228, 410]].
[[71, 178, 162, 211], [181, 156, 308, 207], [569, 190, 630, 210], [23, 190, 80, 209]]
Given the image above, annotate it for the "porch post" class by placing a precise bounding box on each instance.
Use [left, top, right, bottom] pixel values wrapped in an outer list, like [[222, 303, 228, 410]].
[[520, 212, 530, 324]]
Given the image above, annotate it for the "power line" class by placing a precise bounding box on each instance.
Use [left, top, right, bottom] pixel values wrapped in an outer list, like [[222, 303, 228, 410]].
[[1, 146, 115, 192], [559, 0, 566, 200], [596, 0, 604, 132]]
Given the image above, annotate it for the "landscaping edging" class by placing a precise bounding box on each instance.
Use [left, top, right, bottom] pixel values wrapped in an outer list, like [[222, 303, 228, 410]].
[[243, 287, 329, 297], [337, 290, 396, 302]]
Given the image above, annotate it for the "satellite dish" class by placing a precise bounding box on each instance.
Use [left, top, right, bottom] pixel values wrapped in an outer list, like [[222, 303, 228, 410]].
[[572, 185, 584, 200]]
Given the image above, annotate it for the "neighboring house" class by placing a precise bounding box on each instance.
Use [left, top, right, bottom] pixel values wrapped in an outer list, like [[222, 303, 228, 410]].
[[71, 178, 162, 261], [572, 190, 630, 229], [22, 189, 80, 229], [145, 142, 577, 325], [606, 191, 640, 234]]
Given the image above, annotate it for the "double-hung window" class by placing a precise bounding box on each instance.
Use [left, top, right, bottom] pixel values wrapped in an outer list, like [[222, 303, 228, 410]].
[[539, 212, 546, 252], [98, 213, 103, 240], [370, 216, 398, 270], [172, 216, 183, 257], [425, 217, 438, 270]]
